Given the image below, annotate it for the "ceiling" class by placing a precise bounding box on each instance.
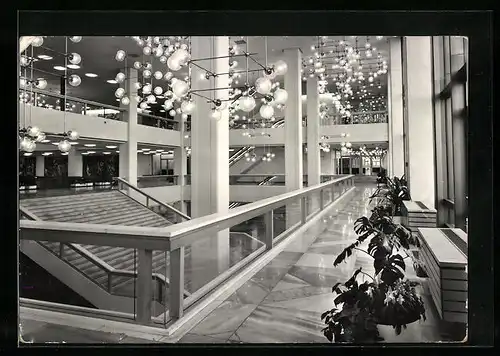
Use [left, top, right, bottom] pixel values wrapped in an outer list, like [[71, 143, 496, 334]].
[[23, 36, 390, 113]]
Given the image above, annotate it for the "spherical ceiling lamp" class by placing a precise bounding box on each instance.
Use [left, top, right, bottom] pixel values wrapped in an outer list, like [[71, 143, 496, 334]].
[[181, 100, 195, 114], [255, 77, 272, 95], [146, 94, 156, 103], [181, 113, 188, 120], [259, 104, 274, 119], [154, 47, 164, 57], [169, 109, 176, 116], [68, 74, 81, 87], [346, 142, 352, 148], [26, 126, 40, 138], [172, 80, 189, 98], [143, 46, 152, 56], [35, 78, 47, 90], [116, 50, 126, 62], [159, 56, 168, 64], [58, 139, 71, 153], [210, 108, 222, 120], [172, 48, 190, 65], [163, 100, 173, 110], [68, 53, 81, 65], [154, 71, 163, 80], [133, 61, 142, 70], [164, 72, 173, 81], [167, 56, 182, 71], [69, 36, 82, 43], [32, 36, 44, 47], [164, 90, 173, 99], [115, 72, 126, 83], [239, 95, 256, 112], [153, 86, 163, 95], [121, 96, 130, 105], [273, 88, 288, 104], [273, 60, 288, 76], [67, 130, 79, 140], [142, 69, 152, 79], [144, 62, 152, 70], [139, 101, 148, 110], [20, 55, 29, 67], [115, 88, 125, 98], [35, 132, 46, 142], [134, 82, 142, 90], [142, 83, 152, 94]]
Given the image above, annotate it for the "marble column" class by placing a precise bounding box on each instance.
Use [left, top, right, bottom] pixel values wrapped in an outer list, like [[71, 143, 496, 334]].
[[67, 149, 83, 177], [174, 113, 188, 214], [403, 37, 435, 209], [119, 67, 138, 186], [283, 48, 303, 228], [189, 36, 230, 290], [35, 155, 44, 177], [306, 76, 320, 186], [387, 37, 405, 178]]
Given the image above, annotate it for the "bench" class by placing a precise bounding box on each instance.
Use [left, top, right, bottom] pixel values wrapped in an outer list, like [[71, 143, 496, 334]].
[[417, 228, 467, 324], [402, 201, 437, 230]]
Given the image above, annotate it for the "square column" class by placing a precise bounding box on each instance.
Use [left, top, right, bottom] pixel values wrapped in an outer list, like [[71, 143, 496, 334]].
[[189, 36, 230, 291], [387, 37, 405, 178], [119, 67, 138, 186], [174, 113, 188, 213], [67, 149, 83, 177], [306, 76, 320, 186], [403, 37, 435, 209], [283, 48, 303, 228], [35, 155, 44, 177]]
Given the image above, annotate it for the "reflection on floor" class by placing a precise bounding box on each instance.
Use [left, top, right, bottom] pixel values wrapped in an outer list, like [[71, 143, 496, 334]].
[[179, 184, 460, 344]]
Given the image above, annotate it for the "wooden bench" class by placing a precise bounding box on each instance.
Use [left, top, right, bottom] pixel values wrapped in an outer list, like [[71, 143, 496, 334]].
[[402, 201, 437, 230], [417, 228, 467, 324]]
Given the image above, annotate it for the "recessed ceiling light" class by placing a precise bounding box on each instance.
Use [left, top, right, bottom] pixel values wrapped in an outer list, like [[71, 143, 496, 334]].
[[103, 152, 111, 155], [87, 151, 96, 154], [23, 152, 33, 156], [51, 142, 59, 146], [37, 55, 53, 60], [159, 110, 165, 112], [61, 152, 69, 155], [54, 66, 66, 71], [115, 150, 120, 153], [142, 148, 150, 151], [67, 64, 80, 69], [116, 99, 120, 102], [69, 142, 79, 145], [81, 152, 89, 155], [85, 73, 98, 78], [143, 151, 152, 154], [156, 149, 164, 152], [42, 152, 53, 156], [105, 145, 117, 149], [107, 79, 118, 84], [84, 144, 96, 147], [41, 139, 50, 143]]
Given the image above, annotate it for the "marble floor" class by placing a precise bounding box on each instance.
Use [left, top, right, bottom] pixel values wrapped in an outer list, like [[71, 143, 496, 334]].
[[179, 184, 458, 344]]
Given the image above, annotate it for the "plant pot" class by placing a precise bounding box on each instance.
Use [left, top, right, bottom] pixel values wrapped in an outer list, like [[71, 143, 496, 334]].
[[375, 311, 422, 326], [377, 321, 427, 343]]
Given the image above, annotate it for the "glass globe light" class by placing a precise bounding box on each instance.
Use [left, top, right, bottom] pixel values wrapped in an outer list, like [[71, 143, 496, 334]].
[[20, 55, 29, 67], [259, 104, 274, 119], [67, 130, 79, 140], [265, 70, 277, 80], [181, 100, 195, 114], [154, 71, 163, 80], [162, 38, 171, 46], [273, 60, 288, 76], [121, 96, 130, 105], [25, 139, 37, 153], [35, 78, 47, 90], [68, 53, 81, 65], [273, 88, 288, 104], [164, 72, 173, 81], [139, 101, 148, 110], [143, 46, 152, 56], [153, 36, 161, 44], [115, 72, 126, 83], [146, 94, 156, 103], [167, 56, 182, 71], [175, 108, 182, 115], [210, 109, 221, 120], [346, 142, 352, 148], [169, 109, 176, 116], [255, 77, 272, 95], [239, 95, 256, 112], [58, 139, 71, 153], [134, 82, 142, 90], [180, 43, 188, 50], [164, 90, 173, 99], [69, 36, 82, 43], [167, 45, 175, 53], [144, 62, 152, 70], [35, 132, 46, 142], [20, 136, 30, 151], [27, 126, 40, 137], [115, 87, 125, 98], [164, 100, 173, 110], [172, 80, 189, 98], [134, 95, 141, 102], [133, 61, 142, 70], [154, 86, 163, 95], [142, 69, 152, 79], [116, 50, 126, 62], [173, 49, 190, 65], [159, 56, 168, 64], [142, 83, 152, 94], [32, 36, 44, 47], [68, 74, 81, 87], [181, 113, 188, 120], [154, 47, 164, 57]]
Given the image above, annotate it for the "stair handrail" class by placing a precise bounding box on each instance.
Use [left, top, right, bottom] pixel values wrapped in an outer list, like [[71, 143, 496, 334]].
[[113, 177, 191, 222], [19, 207, 191, 300]]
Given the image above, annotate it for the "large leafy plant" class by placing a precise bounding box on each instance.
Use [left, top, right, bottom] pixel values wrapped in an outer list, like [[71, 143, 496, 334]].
[[321, 206, 426, 343], [369, 176, 411, 216]]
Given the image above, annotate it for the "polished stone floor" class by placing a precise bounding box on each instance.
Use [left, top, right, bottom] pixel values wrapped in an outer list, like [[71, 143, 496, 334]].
[[179, 184, 453, 344]]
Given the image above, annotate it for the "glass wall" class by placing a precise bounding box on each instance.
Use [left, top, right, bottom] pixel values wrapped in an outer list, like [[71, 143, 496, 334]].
[[431, 36, 468, 231]]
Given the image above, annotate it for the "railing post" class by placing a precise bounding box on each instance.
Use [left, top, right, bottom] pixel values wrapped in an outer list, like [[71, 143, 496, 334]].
[[59, 243, 65, 259], [331, 184, 336, 201], [264, 211, 274, 250], [301, 197, 307, 224], [146, 196, 149, 208], [137, 249, 153, 325], [169, 247, 185, 320], [319, 189, 324, 210], [107, 273, 112, 293]]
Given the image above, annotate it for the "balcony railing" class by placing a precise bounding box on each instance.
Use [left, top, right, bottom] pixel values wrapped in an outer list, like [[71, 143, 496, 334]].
[[20, 175, 355, 328], [19, 88, 126, 121], [320, 111, 388, 126], [138, 112, 180, 131], [137, 175, 179, 188]]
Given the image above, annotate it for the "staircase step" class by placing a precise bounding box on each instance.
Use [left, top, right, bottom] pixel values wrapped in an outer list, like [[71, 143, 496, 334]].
[[46, 204, 142, 222]]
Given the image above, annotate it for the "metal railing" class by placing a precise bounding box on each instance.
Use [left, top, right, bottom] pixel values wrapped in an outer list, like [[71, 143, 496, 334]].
[[19, 88, 126, 121], [114, 177, 190, 223], [20, 175, 355, 327], [320, 111, 388, 126], [138, 112, 180, 131], [137, 175, 179, 188]]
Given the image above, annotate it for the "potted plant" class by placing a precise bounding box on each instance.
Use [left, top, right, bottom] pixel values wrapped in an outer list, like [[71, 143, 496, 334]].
[[376, 168, 388, 186], [369, 175, 411, 224], [321, 206, 426, 343]]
